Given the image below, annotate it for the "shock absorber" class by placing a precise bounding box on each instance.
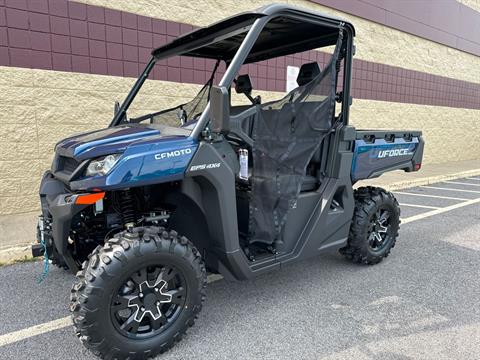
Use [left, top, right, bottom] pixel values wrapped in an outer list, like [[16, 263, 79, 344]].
[[119, 189, 136, 229]]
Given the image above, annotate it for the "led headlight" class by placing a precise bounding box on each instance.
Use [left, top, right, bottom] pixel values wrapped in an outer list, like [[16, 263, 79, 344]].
[[85, 154, 121, 177]]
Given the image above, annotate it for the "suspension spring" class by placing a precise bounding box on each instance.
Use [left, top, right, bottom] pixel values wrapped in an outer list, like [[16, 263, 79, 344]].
[[119, 189, 136, 227]]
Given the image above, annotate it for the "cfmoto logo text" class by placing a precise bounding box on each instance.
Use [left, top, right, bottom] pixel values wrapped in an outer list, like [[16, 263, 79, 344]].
[[377, 148, 413, 158], [155, 148, 192, 160]]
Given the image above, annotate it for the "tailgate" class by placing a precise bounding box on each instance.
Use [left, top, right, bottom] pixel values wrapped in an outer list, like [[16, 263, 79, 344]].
[[351, 130, 424, 181]]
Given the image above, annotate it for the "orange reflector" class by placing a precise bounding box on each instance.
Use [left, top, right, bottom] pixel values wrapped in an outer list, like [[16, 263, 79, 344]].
[[75, 192, 105, 205]]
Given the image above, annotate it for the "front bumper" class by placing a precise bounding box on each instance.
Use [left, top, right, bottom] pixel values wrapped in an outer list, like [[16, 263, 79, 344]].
[[35, 171, 89, 272]]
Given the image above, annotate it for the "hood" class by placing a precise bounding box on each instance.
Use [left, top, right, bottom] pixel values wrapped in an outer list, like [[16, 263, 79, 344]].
[[55, 124, 188, 160]]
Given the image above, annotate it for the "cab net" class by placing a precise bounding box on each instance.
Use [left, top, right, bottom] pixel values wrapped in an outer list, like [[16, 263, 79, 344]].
[[248, 31, 343, 247]]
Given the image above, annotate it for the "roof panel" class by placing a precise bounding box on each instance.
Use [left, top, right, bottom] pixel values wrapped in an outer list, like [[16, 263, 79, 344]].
[[151, 4, 353, 63]]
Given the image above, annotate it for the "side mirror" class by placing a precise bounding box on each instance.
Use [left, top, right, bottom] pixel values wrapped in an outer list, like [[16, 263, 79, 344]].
[[235, 74, 252, 95], [210, 85, 230, 134]]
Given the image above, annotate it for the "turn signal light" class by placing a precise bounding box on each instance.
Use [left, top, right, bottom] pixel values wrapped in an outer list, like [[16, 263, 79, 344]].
[[75, 192, 105, 205], [414, 163, 422, 171]]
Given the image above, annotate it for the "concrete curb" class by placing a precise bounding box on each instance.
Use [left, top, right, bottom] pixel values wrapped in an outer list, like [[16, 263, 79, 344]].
[[372, 168, 480, 191], [0, 245, 38, 266], [1, 168, 479, 266]]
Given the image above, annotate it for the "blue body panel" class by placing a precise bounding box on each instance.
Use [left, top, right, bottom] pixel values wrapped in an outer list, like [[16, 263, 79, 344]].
[[55, 124, 198, 191], [351, 137, 419, 181]]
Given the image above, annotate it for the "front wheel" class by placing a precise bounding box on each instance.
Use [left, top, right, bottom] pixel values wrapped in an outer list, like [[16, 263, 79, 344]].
[[70, 226, 206, 359], [340, 186, 400, 264]]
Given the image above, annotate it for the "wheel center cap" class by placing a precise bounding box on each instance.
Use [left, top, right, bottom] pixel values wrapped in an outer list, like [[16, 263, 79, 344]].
[[143, 293, 157, 309], [127, 279, 172, 322]]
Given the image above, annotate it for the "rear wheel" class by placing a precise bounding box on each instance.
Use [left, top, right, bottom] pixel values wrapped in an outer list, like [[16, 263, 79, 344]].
[[340, 186, 400, 264], [70, 226, 206, 359]]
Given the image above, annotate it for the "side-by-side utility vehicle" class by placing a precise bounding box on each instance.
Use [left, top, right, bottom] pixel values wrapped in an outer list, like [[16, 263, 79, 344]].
[[33, 4, 424, 358]]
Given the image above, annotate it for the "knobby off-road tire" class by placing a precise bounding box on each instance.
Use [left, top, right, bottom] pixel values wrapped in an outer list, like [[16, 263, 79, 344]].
[[340, 186, 400, 265], [70, 226, 207, 359]]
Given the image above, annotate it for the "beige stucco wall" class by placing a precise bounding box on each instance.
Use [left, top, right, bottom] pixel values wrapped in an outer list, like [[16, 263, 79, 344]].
[[77, 0, 480, 84], [1, 65, 479, 219], [459, 0, 480, 12]]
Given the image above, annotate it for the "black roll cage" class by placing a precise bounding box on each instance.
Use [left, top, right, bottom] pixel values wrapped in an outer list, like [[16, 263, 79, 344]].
[[109, 4, 355, 137]]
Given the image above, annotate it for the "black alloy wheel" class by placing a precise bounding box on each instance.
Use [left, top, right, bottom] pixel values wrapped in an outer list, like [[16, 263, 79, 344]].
[[70, 226, 206, 359], [367, 207, 393, 252], [111, 264, 187, 339], [340, 186, 400, 264]]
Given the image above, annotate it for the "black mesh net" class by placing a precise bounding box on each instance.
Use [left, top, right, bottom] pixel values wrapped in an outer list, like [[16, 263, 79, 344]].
[[150, 82, 211, 126], [131, 61, 220, 127], [248, 32, 343, 247]]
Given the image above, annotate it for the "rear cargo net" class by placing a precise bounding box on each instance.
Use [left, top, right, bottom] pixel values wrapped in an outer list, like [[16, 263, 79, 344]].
[[249, 31, 343, 248]]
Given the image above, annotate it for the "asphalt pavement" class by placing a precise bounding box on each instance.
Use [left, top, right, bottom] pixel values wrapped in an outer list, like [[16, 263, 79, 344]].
[[0, 177, 479, 359]]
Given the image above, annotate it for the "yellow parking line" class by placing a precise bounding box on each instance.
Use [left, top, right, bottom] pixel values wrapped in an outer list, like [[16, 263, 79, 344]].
[[421, 186, 480, 194], [402, 198, 480, 224], [394, 191, 468, 201]]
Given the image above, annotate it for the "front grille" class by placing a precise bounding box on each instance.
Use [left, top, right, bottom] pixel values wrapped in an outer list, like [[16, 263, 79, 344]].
[[58, 156, 80, 174]]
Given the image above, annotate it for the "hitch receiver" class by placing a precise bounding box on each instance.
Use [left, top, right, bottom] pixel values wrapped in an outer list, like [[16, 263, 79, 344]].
[[32, 244, 45, 258]]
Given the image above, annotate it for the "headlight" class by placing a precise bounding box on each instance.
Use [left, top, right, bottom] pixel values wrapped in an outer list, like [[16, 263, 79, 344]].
[[85, 154, 121, 177]]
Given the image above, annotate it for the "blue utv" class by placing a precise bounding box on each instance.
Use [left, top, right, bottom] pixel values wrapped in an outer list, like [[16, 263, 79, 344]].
[[33, 4, 424, 359]]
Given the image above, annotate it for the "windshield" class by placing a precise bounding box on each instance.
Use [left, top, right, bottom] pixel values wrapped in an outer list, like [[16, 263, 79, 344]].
[[113, 59, 220, 132]]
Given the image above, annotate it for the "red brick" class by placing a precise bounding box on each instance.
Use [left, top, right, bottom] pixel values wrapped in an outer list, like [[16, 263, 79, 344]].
[[5, 0, 27, 10], [122, 44, 137, 62], [52, 52, 71, 71], [29, 12, 50, 32], [30, 31, 51, 51], [71, 54, 89, 72], [88, 22, 105, 41], [105, 8, 121, 26], [107, 59, 123, 76], [50, 15, 69, 35], [0, 27, 7, 46], [6, 8, 29, 29], [138, 31, 152, 48], [48, 0, 68, 17], [0, 46, 9, 66], [106, 42, 122, 60], [137, 15, 152, 32], [106, 25, 121, 43], [70, 18, 87, 38], [89, 39, 106, 58], [90, 57, 107, 74], [51, 34, 70, 53], [122, 28, 137, 45], [152, 19, 166, 34], [8, 28, 30, 48], [9, 48, 31, 67], [68, 1, 86, 20], [71, 37, 88, 55], [28, 0, 49, 14], [123, 61, 138, 77], [87, 5, 105, 23], [121, 11, 136, 29]]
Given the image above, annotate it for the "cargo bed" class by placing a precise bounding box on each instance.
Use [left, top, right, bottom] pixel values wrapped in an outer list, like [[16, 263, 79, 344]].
[[351, 129, 424, 181]]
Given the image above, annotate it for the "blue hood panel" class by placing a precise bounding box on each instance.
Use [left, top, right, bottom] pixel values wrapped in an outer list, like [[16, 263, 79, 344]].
[[56, 125, 161, 159], [56, 125, 198, 191]]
